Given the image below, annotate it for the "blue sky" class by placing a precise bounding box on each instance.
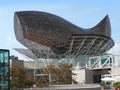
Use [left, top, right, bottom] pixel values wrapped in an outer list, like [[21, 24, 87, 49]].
[[0, 0, 120, 59]]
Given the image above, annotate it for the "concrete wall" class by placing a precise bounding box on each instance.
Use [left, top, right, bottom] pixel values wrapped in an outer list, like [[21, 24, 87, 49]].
[[85, 69, 108, 84], [36, 88, 101, 90], [73, 69, 111, 84], [85, 70, 93, 84], [38, 84, 101, 90], [11, 59, 24, 68], [111, 67, 120, 75], [72, 69, 85, 84]]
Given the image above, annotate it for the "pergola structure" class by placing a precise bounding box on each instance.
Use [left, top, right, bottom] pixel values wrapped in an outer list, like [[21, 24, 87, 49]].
[[14, 11, 114, 61]]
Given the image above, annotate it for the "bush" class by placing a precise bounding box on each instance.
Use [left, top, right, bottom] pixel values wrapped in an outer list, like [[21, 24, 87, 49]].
[[114, 82, 120, 88], [101, 81, 105, 87]]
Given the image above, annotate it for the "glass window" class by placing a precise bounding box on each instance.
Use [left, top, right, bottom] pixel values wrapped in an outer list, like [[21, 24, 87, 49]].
[[0, 50, 10, 90]]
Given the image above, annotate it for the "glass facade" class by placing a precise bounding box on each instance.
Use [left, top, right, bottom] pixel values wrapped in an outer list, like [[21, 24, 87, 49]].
[[0, 49, 10, 90]]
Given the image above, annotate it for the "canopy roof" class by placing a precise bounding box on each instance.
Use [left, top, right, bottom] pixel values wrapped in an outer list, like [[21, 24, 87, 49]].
[[101, 77, 115, 82]]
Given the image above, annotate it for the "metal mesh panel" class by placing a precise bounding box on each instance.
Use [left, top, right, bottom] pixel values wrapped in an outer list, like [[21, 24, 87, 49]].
[[14, 11, 114, 57]]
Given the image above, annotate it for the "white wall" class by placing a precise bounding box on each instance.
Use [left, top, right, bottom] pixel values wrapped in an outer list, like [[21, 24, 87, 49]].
[[72, 69, 85, 84]]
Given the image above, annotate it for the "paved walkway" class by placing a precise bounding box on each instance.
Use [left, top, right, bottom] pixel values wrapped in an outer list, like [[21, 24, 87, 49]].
[[11, 84, 101, 90], [40, 84, 101, 90]]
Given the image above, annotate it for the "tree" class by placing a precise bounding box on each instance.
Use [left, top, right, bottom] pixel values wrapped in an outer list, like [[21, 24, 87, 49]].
[[38, 63, 73, 85], [10, 62, 74, 88], [10, 66, 34, 88]]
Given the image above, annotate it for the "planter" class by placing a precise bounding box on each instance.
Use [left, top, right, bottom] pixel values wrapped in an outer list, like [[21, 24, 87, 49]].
[[114, 88, 118, 90], [114, 88, 120, 90], [101, 87, 105, 90]]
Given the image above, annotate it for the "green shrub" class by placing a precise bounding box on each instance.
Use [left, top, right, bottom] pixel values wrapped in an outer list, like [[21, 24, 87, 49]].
[[114, 82, 120, 88], [101, 81, 105, 86]]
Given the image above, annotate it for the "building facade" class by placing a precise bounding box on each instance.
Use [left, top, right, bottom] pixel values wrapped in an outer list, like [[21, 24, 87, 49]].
[[73, 54, 120, 84], [0, 49, 10, 90]]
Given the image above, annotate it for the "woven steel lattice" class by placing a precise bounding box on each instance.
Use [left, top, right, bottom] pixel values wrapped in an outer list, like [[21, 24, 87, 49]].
[[14, 11, 114, 58]]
